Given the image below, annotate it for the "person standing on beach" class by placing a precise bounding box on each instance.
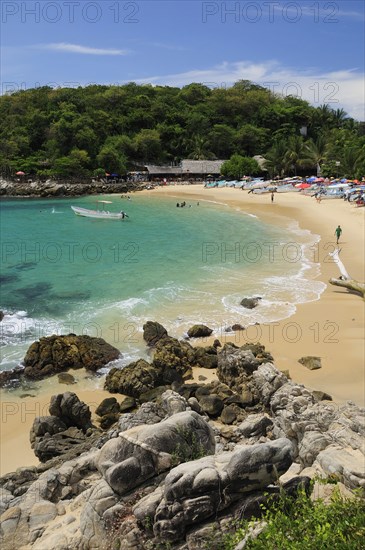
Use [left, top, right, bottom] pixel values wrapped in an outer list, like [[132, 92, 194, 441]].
[[271, 191, 275, 203], [335, 225, 342, 244]]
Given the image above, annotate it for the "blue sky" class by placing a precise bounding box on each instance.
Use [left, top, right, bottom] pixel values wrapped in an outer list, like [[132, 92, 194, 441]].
[[1, 1, 364, 119]]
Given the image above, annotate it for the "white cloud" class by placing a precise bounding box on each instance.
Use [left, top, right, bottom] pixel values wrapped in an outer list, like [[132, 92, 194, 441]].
[[131, 61, 365, 120], [36, 43, 130, 56]]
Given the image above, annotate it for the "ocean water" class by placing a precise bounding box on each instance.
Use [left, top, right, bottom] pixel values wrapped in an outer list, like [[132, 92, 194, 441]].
[[0, 194, 326, 372]]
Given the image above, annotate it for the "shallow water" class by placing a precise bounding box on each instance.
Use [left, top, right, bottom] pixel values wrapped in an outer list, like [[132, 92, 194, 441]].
[[0, 194, 325, 372]]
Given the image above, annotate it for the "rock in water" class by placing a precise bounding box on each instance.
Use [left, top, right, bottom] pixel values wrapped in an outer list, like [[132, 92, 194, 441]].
[[23, 334, 120, 379], [240, 296, 261, 309], [57, 373, 76, 385]]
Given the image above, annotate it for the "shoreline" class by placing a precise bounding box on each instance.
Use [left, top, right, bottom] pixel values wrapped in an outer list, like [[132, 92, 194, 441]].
[[140, 185, 365, 405], [1, 184, 364, 476]]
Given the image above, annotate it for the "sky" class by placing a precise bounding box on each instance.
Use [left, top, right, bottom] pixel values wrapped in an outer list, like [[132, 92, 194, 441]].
[[1, 0, 364, 119]]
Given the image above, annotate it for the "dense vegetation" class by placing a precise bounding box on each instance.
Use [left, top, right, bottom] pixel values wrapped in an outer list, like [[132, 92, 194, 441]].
[[222, 483, 365, 550], [0, 81, 364, 179]]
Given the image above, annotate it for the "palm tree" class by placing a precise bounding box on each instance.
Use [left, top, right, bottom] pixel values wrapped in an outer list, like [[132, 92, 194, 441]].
[[340, 145, 365, 178], [188, 135, 214, 160], [263, 140, 288, 178], [300, 135, 329, 176], [283, 136, 305, 175], [332, 108, 348, 128]]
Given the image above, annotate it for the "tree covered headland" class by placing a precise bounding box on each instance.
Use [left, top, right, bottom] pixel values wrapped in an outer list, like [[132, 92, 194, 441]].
[[0, 80, 364, 180]]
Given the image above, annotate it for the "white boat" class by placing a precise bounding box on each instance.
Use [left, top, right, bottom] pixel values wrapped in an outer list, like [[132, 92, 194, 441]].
[[71, 201, 128, 220]]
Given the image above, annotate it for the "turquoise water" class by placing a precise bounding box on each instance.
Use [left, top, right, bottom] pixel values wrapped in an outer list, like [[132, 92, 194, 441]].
[[0, 194, 325, 371]]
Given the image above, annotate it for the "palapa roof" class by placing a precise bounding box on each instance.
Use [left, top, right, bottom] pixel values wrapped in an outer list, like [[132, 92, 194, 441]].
[[145, 159, 227, 176], [180, 160, 225, 174], [145, 165, 182, 175]]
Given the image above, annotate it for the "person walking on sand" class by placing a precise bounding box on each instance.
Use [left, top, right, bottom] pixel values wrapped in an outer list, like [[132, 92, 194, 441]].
[[271, 191, 275, 203], [335, 224, 342, 244]]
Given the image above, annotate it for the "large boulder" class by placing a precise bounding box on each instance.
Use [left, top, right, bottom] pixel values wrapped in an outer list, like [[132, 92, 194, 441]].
[[23, 334, 120, 379], [143, 321, 168, 346], [96, 411, 216, 495], [187, 325, 213, 338]]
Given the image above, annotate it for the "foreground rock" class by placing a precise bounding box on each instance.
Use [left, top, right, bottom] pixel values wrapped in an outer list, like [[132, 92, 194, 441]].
[[1, 341, 364, 550], [23, 334, 120, 380]]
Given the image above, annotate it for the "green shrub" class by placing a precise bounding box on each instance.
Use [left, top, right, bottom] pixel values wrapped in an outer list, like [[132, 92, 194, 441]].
[[223, 484, 365, 549]]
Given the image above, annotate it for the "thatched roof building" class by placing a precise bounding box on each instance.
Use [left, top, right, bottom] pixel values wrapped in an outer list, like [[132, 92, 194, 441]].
[[145, 160, 226, 179]]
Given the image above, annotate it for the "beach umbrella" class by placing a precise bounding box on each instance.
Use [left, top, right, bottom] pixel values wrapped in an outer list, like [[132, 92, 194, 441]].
[[306, 176, 316, 182], [16, 171, 25, 175], [295, 182, 311, 189]]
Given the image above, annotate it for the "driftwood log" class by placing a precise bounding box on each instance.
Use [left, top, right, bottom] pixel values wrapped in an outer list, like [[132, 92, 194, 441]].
[[329, 248, 365, 299]]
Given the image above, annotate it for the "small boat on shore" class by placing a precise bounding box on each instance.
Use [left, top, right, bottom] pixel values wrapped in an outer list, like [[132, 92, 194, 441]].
[[71, 201, 128, 220]]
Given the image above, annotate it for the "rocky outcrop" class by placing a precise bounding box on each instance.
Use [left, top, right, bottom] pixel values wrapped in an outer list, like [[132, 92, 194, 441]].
[[105, 336, 221, 396], [0, 179, 143, 198], [23, 334, 120, 380], [143, 321, 168, 346], [1, 342, 364, 550]]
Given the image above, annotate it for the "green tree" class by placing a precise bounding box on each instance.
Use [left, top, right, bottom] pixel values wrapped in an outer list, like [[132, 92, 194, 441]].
[[96, 145, 127, 174], [133, 129, 162, 163], [234, 124, 269, 156], [221, 154, 260, 179]]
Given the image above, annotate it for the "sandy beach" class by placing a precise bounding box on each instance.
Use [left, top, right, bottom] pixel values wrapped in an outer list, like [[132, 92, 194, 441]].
[[1, 184, 364, 476]]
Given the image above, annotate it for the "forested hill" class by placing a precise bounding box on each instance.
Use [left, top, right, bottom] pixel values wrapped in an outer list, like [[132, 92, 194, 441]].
[[0, 80, 364, 179]]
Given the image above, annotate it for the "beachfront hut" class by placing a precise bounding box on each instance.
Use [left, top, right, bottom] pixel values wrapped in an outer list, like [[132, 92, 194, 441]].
[[145, 165, 182, 182], [180, 160, 225, 179], [145, 160, 227, 182]]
